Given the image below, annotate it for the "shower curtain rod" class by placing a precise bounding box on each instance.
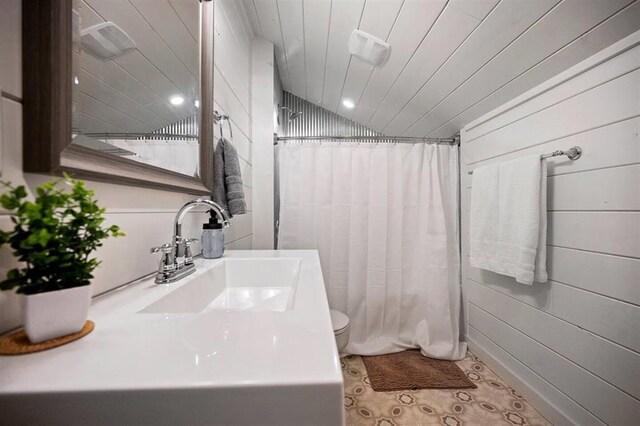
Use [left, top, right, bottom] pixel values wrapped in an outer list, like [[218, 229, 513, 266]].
[[274, 135, 459, 145]]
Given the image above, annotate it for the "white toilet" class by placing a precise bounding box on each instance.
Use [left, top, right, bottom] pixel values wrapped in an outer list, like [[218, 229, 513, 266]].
[[329, 309, 350, 351]]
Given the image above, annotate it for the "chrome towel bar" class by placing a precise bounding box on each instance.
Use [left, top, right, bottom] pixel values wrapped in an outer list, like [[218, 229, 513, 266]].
[[467, 146, 582, 175]]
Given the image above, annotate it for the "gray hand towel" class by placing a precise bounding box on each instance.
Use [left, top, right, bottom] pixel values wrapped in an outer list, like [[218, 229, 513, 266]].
[[212, 138, 247, 217]]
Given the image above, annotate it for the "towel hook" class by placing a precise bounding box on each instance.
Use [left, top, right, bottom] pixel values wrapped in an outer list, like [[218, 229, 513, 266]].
[[213, 110, 233, 140]]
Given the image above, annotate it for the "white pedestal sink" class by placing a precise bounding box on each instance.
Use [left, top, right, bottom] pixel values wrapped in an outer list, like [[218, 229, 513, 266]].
[[0, 251, 344, 426]]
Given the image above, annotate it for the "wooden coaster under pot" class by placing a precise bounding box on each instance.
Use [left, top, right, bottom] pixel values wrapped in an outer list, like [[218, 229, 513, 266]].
[[0, 320, 94, 355]]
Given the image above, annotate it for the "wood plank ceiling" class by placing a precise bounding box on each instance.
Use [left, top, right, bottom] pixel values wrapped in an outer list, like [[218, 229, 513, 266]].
[[243, 0, 640, 137], [77, 0, 199, 134]]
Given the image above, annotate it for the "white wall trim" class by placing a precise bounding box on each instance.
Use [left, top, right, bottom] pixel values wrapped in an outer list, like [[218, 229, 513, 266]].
[[251, 38, 276, 249]]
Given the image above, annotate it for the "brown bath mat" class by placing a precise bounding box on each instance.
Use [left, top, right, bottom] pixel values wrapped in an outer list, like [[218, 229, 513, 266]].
[[362, 350, 477, 392]]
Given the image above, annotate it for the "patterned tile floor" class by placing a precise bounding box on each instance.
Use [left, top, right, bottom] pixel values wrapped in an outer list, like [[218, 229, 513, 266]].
[[342, 351, 551, 426]]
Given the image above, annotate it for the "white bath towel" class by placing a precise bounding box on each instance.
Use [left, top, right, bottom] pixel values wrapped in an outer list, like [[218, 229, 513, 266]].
[[469, 155, 548, 285]]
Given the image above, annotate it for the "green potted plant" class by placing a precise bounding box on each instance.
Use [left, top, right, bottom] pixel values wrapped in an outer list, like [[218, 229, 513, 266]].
[[0, 174, 123, 343]]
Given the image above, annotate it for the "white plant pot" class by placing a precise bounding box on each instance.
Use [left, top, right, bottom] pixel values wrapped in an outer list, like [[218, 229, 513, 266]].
[[22, 285, 92, 343]]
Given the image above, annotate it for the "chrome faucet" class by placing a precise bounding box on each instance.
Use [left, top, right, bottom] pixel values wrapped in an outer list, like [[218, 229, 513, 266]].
[[151, 199, 231, 284]]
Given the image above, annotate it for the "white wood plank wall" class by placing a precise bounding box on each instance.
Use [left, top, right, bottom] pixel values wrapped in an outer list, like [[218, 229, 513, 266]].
[[460, 32, 640, 426], [0, 0, 255, 334], [212, 0, 255, 251]]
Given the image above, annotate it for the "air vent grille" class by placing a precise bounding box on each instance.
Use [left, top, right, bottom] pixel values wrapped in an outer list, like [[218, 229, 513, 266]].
[[80, 22, 136, 61]]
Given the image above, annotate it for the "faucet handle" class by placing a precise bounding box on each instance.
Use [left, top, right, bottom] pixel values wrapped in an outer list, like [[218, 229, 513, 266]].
[[184, 238, 199, 246], [151, 243, 176, 275], [184, 238, 199, 266], [151, 243, 172, 254]]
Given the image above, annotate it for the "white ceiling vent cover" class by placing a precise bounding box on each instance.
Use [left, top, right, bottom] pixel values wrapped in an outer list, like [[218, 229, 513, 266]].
[[348, 29, 390, 66], [80, 22, 136, 61]]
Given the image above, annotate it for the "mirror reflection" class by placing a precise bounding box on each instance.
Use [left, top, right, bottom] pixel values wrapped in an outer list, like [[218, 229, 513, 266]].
[[71, 0, 200, 177]]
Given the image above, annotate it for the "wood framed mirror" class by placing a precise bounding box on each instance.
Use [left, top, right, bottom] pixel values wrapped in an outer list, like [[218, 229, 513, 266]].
[[22, 0, 214, 195]]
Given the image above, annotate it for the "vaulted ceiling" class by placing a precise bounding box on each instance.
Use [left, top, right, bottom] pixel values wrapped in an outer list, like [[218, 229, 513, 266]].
[[242, 0, 640, 137]]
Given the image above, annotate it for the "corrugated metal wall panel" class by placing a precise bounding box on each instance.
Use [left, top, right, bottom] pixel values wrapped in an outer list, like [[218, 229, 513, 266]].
[[282, 92, 380, 138]]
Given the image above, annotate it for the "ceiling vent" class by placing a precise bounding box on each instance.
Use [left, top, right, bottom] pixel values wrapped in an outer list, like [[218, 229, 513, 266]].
[[348, 29, 390, 66], [80, 22, 136, 61]]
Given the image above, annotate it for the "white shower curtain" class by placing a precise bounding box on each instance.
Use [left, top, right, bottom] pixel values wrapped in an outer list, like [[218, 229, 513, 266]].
[[277, 142, 466, 360]]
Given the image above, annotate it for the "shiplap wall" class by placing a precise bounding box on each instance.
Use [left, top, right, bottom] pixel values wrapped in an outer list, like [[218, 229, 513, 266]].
[[212, 0, 254, 250], [460, 32, 640, 426], [0, 0, 254, 334]]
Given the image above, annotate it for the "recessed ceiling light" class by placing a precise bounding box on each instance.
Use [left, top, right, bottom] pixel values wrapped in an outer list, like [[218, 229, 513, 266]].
[[194, 100, 200, 108], [170, 95, 184, 106], [342, 99, 355, 109]]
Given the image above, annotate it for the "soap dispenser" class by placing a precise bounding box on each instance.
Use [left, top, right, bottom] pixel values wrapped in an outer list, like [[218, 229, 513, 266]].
[[201, 211, 224, 259]]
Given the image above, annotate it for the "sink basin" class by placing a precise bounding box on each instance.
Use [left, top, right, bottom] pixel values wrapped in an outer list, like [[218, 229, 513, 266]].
[[139, 257, 301, 314]]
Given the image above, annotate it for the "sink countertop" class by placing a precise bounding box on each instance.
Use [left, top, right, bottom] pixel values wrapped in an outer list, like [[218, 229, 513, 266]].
[[0, 250, 343, 394]]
